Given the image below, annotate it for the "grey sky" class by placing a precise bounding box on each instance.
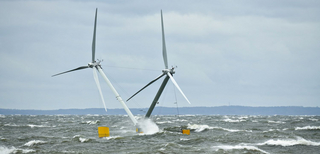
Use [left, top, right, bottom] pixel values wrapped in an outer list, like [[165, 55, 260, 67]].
[[0, 0, 319, 110]]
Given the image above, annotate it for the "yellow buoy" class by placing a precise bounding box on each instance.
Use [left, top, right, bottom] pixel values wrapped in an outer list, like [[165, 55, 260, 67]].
[[182, 129, 190, 135], [98, 127, 110, 137]]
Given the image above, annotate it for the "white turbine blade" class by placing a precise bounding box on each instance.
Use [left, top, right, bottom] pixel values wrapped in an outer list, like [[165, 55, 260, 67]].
[[167, 72, 191, 104], [93, 68, 107, 112], [92, 8, 97, 63], [161, 10, 168, 69], [96, 66, 138, 126]]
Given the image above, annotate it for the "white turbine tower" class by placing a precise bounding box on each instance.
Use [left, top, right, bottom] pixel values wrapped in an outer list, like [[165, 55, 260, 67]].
[[52, 8, 138, 126], [126, 10, 191, 118]]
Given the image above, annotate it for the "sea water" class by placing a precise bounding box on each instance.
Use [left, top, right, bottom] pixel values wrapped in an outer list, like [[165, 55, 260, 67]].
[[0, 114, 320, 154]]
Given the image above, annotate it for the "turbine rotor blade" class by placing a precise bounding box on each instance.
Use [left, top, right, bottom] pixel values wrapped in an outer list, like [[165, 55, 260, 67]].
[[161, 10, 168, 69], [126, 73, 166, 102], [92, 8, 98, 63], [167, 72, 191, 104], [52, 66, 89, 77], [93, 67, 107, 112]]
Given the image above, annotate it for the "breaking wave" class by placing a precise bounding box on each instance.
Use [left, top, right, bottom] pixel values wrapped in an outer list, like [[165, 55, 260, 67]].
[[24, 140, 47, 147], [0, 146, 36, 154], [267, 120, 285, 124], [81, 120, 100, 125], [27, 124, 53, 128], [102, 136, 123, 140], [72, 135, 91, 143], [223, 118, 246, 123], [295, 126, 320, 130], [258, 137, 320, 146], [212, 145, 269, 154], [187, 124, 248, 132]]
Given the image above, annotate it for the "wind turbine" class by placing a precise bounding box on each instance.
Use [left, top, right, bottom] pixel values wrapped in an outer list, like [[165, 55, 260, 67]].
[[52, 8, 138, 126], [126, 10, 191, 118]]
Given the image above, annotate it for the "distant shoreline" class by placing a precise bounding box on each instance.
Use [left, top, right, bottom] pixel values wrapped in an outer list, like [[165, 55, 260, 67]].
[[1, 106, 319, 115]]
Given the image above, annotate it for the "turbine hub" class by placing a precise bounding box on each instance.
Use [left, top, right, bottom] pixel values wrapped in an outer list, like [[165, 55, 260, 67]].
[[88, 60, 101, 68], [162, 67, 175, 74]]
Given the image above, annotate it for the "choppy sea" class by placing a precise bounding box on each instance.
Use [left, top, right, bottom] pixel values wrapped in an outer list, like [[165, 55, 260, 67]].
[[0, 114, 320, 154]]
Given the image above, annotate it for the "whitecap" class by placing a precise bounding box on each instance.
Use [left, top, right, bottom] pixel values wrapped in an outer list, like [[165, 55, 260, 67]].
[[24, 140, 47, 147], [159, 147, 166, 151], [173, 119, 188, 122], [258, 137, 320, 146], [102, 136, 122, 140], [19, 149, 37, 153], [223, 118, 245, 123], [79, 137, 89, 143], [238, 116, 249, 119], [267, 120, 285, 124], [4, 123, 19, 127], [86, 114, 99, 116], [212, 145, 269, 154], [0, 146, 16, 154], [222, 128, 242, 132], [156, 121, 173, 124], [188, 124, 211, 132], [295, 126, 320, 130], [86, 120, 100, 125], [0, 146, 36, 154], [187, 124, 245, 133], [180, 138, 190, 141], [28, 124, 49, 128], [119, 126, 126, 129], [263, 129, 281, 133], [309, 118, 318, 121]]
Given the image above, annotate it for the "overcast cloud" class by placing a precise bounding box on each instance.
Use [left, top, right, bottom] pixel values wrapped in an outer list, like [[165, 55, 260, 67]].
[[0, 0, 319, 110]]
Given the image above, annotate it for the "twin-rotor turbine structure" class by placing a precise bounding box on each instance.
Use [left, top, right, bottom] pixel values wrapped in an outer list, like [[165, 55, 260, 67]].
[[53, 9, 191, 126]]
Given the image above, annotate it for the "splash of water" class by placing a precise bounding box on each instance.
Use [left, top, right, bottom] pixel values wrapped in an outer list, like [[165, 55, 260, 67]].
[[137, 118, 160, 135]]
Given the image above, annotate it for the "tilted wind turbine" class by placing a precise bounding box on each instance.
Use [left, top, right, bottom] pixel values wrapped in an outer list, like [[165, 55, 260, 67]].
[[52, 8, 138, 126], [126, 10, 191, 118]]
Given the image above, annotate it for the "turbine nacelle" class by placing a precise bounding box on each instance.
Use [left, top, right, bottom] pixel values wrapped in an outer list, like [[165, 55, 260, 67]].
[[88, 59, 102, 68], [162, 67, 175, 75]]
